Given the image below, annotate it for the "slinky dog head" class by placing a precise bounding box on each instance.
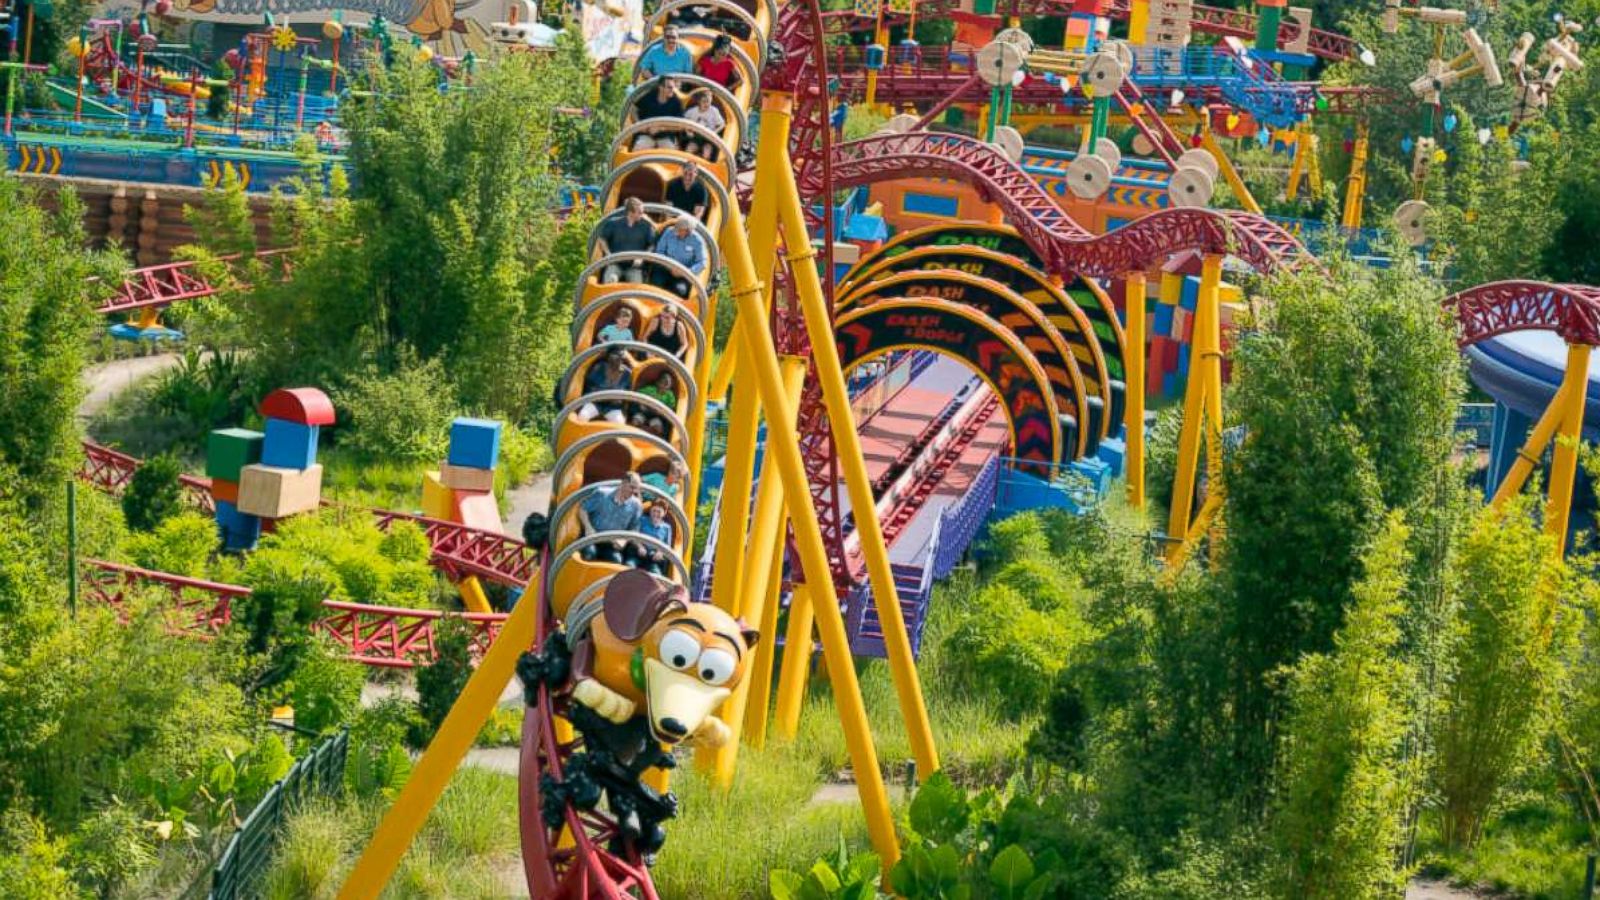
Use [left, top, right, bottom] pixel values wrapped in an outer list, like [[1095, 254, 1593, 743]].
[[591, 570, 758, 744]]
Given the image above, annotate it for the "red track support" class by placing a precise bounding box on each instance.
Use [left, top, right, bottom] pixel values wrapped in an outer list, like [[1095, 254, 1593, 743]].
[[1442, 281, 1600, 348]]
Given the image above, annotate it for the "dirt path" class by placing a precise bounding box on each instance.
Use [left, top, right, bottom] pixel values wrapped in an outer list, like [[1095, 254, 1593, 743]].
[[78, 353, 183, 419]]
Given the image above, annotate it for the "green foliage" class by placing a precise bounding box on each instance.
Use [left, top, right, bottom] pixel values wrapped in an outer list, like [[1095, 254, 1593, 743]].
[[261, 798, 361, 900], [0, 178, 120, 512], [552, 34, 630, 183], [145, 349, 253, 451], [346, 697, 419, 799], [0, 809, 77, 900], [1431, 115, 1564, 287], [122, 511, 218, 577], [770, 852, 879, 900], [288, 638, 365, 735], [121, 452, 186, 532], [415, 616, 476, 739], [1435, 498, 1571, 850], [1269, 517, 1418, 898], [67, 802, 155, 897], [946, 513, 1088, 716], [1222, 256, 1462, 784], [333, 355, 455, 464]]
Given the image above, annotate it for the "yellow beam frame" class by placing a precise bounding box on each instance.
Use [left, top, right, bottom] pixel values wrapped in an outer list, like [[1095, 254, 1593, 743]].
[[1491, 342, 1592, 556], [1125, 273, 1147, 508], [1165, 254, 1225, 564], [700, 354, 805, 781], [772, 97, 942, 780], [773, 582, 816, 739], [1341, 120, 1369, 231], [716, 91, 902, 869]]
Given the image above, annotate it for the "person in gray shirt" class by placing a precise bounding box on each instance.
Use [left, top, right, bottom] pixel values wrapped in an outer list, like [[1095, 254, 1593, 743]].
[[578, 472, 645, 564]]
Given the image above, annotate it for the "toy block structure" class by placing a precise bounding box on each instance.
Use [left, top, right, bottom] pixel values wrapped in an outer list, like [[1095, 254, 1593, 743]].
[[1118, 263, 1246, 405], [239, 464, 326, 518], [1147, 0, 1194, 71], [418, 416, 509, 613], [206, 387, 335, 551]]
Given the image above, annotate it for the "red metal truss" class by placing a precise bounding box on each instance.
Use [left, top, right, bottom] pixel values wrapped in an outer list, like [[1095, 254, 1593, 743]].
[[80, 558, 507, 668], [97, 259, 228, 315], [313, 601, 506, 669], [79, 440, 215, 512], [824, 131, 1315, 276], [370, 509, 539, 588], [81, 558, 249, 635], [893, 0, 1358, 63], [1443, 281, 1600, 349]]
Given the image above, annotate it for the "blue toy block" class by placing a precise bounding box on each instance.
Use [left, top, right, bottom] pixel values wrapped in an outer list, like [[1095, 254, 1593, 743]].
[[1069, 457, 1113, 496], [1095, 436, 1126, 478], [448, 417, 504, 470], [1151, 303, 1174, 336], [261, 418, 320, 470], [214, 500, 262, 550], [1180, 275, 1200, 311], [1162, 371, 1179, 397], [843, 215, 889, 243]]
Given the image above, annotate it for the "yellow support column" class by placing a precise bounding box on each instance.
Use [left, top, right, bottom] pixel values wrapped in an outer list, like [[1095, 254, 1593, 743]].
[[773, 582, 815, 740], [338, 578, 541, 899], [710, 335, 739, 400], [701, 353, 805, 783], [719, 93, 899, 869], [1342, 120, 1369, 230], [1201, 130, 1263, 215], [709, 365, 762, 617], [743, 514, 790, 749], [773, 116, 941, 780], [1165, 255, 1223, 562], [1541, 343, 1590, 554], [1491, 380, 1570, 509], [1125, 273, 1147, 509]]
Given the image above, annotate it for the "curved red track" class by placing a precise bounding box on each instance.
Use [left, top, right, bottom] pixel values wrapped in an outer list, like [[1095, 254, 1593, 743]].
[[1442, 281, 1600, 348], [824, 132, 1315, 278]]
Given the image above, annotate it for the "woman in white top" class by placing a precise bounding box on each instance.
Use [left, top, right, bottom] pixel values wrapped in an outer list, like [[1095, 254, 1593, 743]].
[[683, 91, 728, 162]]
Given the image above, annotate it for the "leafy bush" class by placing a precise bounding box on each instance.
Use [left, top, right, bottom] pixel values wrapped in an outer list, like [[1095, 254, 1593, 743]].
[[943, 582, 1087, 717], [0, 809, 76, 900], [122, 511, 218, 578], [121, 452, 185, 532], [415, 616, 476, 740], [334, 357, 455, 464], [347, 697, 420, 798], [148, 350, 253, 448], [66, 803, 155, 898], [497, 421, 550, 488], [287, 638, 366, 735], [772, 772, 1083, 899]]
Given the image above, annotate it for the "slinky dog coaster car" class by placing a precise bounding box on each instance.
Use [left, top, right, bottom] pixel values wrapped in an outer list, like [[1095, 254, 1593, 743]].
[[565, 569, 758, 748]]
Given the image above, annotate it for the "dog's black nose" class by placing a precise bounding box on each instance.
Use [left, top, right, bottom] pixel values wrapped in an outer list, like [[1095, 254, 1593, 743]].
[[658, 717, 688, 737]]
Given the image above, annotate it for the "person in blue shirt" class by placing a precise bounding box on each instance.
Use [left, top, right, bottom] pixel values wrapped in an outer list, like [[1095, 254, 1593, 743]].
[[596, 306, 636, 344], [636, 25, 696, 78], [651, 214, 707, 298], [635, 502, 675, 575], [578, 472, 644, 564]]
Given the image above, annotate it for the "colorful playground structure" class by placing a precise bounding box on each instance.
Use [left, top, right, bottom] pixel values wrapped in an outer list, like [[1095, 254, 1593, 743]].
[[43, 0, 1600, 895]]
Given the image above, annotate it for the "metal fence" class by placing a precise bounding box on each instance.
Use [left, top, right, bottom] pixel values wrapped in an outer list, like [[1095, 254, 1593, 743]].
[[204, 729, 349, 900]]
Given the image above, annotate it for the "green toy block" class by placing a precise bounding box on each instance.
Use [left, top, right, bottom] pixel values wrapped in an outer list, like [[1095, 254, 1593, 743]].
[[207, 428, 264, 482]]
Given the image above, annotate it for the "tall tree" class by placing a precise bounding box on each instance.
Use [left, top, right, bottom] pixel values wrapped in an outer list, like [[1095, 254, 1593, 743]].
[[0, 178, 122, 512]]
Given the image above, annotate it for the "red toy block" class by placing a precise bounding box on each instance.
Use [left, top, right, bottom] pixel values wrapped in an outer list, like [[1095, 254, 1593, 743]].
[[453, 490, 503, 534], [259, 387, 336, 426], [212, 478, 239, 504]]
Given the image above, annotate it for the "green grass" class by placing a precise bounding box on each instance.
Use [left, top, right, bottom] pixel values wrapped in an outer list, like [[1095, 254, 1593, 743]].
[[651, 741, 882, 899], [1416, 795, 1595, 899], [259, 767, 522, 900]]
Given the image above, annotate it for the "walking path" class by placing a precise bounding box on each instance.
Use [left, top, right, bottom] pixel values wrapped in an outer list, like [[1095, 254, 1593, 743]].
[[77, 352, 182, 418]]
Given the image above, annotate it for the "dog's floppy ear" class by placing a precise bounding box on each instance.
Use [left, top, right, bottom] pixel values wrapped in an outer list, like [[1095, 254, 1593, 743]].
[[736, 617, 759, 650], [602, 570, 687, 643]]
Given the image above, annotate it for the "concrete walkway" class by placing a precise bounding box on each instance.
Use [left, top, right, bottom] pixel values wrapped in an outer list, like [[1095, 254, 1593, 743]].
[[78, 352, 183, 419]]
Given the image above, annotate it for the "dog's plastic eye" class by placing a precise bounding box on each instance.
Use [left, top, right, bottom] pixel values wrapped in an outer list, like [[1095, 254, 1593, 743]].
[[658, 630, 699, 670], [697, 648, 736, 686]]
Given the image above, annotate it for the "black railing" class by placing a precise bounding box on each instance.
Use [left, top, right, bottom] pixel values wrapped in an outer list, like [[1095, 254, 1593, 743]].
[[205, 729, 349, 900]]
